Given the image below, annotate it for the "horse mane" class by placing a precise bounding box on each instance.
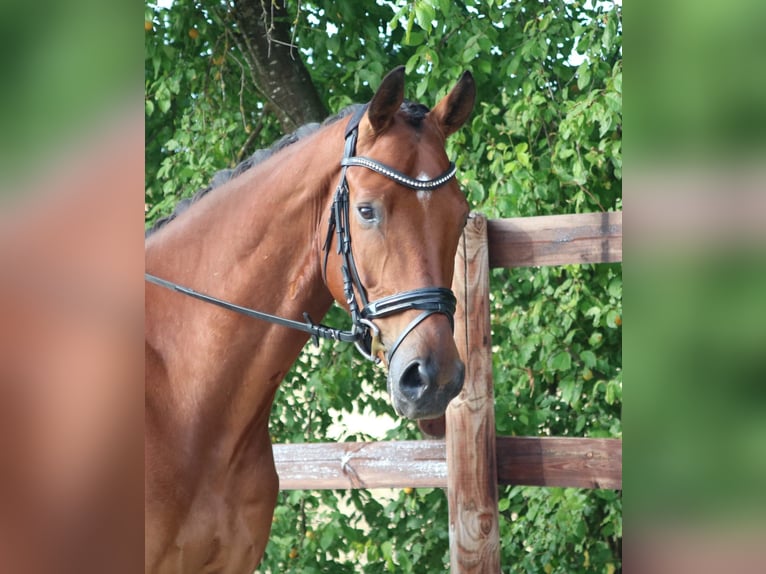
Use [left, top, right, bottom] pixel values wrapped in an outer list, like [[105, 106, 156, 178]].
[[146, 100, 430, 237]]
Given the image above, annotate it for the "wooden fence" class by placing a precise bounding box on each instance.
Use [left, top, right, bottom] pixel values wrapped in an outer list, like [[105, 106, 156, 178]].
[[274, 211, 622, 573]]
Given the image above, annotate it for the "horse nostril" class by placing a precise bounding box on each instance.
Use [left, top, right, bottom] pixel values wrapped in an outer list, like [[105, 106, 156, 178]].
[[399, 360, 432, 402]]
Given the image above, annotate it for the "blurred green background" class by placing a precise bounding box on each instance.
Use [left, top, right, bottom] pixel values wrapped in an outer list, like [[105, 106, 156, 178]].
[[0, 0, 138, 190], [3, 0, 765, 571], [144, 1, 623, 572]]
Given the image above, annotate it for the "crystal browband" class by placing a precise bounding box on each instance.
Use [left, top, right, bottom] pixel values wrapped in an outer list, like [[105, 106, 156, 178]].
[[341, 156, 457, 191]]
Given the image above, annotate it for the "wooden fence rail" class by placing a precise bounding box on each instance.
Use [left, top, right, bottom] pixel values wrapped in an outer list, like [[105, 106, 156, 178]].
[[275, 437, 621, 491], [273, 211, 623, 573], [486, 211, 622, 268]]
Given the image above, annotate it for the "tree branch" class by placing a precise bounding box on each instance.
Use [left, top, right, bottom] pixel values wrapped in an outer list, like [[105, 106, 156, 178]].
[[235, 104, 271, 163], [230, 0, 326, 132]]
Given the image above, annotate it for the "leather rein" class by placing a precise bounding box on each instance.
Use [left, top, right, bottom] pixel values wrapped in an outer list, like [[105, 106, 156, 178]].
[[145, 104, 458, 364]]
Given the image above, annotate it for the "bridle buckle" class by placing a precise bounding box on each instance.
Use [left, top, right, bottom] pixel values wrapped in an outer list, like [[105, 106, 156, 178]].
[[354, 318, 382, 364]]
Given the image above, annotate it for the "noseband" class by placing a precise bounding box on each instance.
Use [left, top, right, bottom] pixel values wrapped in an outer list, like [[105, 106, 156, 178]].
[[323, 104, 458, 362], [145, 104, 459, 364]]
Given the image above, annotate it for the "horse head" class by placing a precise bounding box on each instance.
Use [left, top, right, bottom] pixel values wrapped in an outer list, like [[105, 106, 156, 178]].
[[324, 67, 475, 420]]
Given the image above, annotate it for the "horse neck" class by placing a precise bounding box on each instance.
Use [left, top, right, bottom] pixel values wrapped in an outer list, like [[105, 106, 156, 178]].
[[145, 121, 345, 452]]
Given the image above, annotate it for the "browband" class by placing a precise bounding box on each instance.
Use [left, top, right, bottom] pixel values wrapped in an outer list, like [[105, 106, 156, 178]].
[[341, 157, 457, 191]]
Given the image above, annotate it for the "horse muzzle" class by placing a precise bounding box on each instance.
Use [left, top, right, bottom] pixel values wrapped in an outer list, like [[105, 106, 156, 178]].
[[387, 347, 465, 420]]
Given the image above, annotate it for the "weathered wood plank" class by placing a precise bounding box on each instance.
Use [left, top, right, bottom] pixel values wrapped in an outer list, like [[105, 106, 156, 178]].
[[496, 436, 622, 490], [446, 213, 501, 573], [487, 211, 622, 268], [273, 436, 622, 490], [273, 440, 447, 490]]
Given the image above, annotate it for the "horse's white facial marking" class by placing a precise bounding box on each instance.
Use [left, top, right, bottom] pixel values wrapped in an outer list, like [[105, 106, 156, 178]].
[[416, 172, 432, 203]]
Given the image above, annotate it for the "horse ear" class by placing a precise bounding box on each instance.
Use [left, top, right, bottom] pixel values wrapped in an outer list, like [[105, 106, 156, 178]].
[[430, 71, 476, 138], [367, 66, 405, 134]]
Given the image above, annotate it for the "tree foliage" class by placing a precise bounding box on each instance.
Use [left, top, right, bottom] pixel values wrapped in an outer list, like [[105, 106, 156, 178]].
[[145, 0, 622, 572]]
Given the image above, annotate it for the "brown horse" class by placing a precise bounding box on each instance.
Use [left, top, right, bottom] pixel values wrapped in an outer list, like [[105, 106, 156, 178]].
[[145, 67, 475, 573]]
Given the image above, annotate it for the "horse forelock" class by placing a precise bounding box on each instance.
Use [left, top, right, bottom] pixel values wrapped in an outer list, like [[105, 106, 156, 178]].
[[399, 100, 430, 128], [145, 100, 432, 237]]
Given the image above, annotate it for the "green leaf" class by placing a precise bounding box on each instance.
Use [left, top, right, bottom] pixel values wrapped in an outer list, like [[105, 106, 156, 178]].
[[613, 69, 622, 94], [605, 380, 619, 405], [414, 1, 435, 33], [602, 16, 616, 51], [608, 277, 622, 298], [506, 54, 522, 76], [405, 53, 420, 75], [559, 378, 580, 405], [576, 61, 591, 91], [580, 350, 597, 368], [381, 539, 394, 567], [415, 78, 429, 99], [404, 29, 426, 47], [157, 97, 171, 114], [576, 30, 592, 54], [549, 351, 572, 372], [404, 8, 415, 45], [572, 160, 587, 185], [604, 91, 622, 113], [598, 113, 613, 138], [522, 80, 533, 97], [319, 528, 335, 550]]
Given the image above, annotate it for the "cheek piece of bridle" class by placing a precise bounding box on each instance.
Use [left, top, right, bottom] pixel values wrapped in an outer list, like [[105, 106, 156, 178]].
[[144, 103, 458, 365], [323, 104, 457, 363]]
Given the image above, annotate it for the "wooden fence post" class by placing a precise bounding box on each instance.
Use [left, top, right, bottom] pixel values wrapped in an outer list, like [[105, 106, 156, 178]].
[[446, 213, 500, 573]]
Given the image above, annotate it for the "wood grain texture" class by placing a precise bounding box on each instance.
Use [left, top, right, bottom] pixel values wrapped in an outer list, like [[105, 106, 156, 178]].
[[274, 436, 622, 490], [446, 213, 501, 573], [496, 437, 622, 490], [273, 440, 447, 490], [487, 211, 622, 268]]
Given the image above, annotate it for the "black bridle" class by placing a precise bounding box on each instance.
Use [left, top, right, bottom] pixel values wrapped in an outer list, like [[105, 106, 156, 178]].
[[145, 104, 458, 364], [323, 104, 458, 362]]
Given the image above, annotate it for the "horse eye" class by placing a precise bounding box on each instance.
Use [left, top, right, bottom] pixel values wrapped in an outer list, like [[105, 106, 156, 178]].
[[357, 204, 376, 221]]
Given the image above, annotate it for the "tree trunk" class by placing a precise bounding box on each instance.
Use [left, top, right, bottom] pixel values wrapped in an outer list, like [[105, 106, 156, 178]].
[[231, 0, 327, 132]]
